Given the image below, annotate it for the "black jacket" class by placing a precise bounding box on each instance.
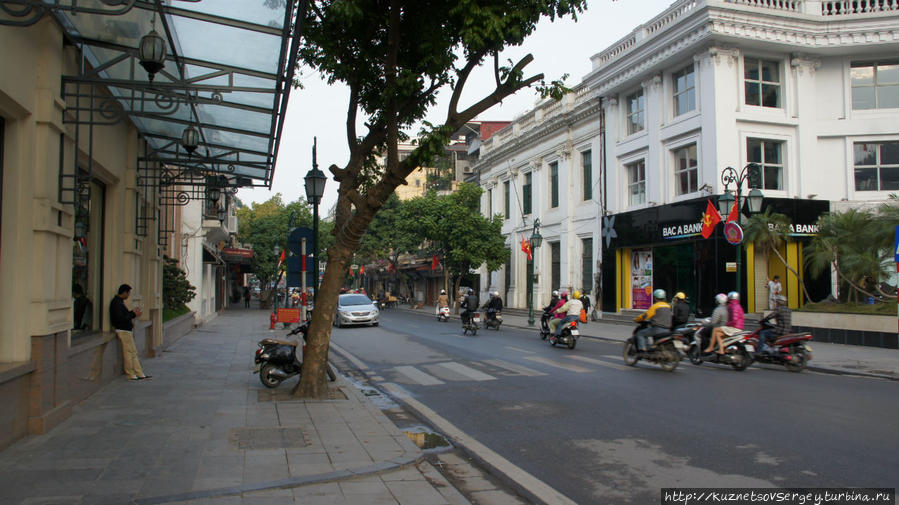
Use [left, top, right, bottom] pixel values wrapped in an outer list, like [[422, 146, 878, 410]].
[[109, 296, 136, 331], [484, 297, 503, 311], [543, 296, 559, 313], [671, 299, 690, 328], [461, 294, 479, 311]]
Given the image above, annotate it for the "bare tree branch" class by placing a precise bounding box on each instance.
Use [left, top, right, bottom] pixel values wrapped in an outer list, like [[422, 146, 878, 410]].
[[493, 52, 500, 88], [346, 83, 359, 154], [449, 52, 484, 116]]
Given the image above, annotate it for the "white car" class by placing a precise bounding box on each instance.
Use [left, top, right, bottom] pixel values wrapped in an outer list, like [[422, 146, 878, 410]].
[[334, 294, 380, 328]]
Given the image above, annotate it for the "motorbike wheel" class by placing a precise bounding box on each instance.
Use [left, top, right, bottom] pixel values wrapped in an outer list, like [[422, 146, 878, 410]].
[[688, 346, 703, 365], [730, 347, 752, 371], [784, 349, 807, 372], [659, 345, 679, 372], [470, 326, 477, 336], [567, 336, 577, 350], [259, 363, 283, 389], [622, 340, 639, 366]]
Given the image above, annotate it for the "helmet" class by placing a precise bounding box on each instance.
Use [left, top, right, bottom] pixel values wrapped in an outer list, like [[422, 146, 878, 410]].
[[727, 291, 740, 301], [674, 292, 686, 300], [552, 290, 559, 297], [560, 291, 569, 299], [652, 289, 666, 300], [440, 289, 446, 295], [467, 288, 474, 295], [715, 293, 727, 305], [573, 290, 581, 299], [493, 291, 499, 297]]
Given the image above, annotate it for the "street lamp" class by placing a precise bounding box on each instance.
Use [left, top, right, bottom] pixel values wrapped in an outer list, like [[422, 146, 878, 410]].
[[138, 16, 166, 82], [181, 126, 199, 154], [527, 218, 543, 326], [719, 163, 764, 297], [304, 137, 327, 304]]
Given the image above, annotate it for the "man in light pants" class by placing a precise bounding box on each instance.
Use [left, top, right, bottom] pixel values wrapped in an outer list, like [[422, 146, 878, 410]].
[[109, 284, 150, 381]]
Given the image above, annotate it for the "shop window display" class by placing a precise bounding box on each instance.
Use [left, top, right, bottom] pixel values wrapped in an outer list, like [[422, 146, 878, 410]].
[[72, 178, 105, 336]]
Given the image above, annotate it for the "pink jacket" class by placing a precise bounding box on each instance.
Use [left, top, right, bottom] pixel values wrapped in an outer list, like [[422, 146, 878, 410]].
[[727, 299, 745, 329], [551, 299, 567, 319]]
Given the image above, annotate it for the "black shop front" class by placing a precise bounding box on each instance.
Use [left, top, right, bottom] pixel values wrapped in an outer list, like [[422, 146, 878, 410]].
[[599, 197, 830, 317]]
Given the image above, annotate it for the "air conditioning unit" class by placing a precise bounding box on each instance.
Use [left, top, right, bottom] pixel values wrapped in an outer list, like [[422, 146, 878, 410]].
[[463, 166, 473, 173]]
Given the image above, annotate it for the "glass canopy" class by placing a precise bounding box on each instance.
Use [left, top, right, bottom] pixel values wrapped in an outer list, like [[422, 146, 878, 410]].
[[23, 0, 304, 188]]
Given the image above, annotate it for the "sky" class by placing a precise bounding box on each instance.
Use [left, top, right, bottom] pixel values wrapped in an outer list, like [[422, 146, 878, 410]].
[[237, 0, 676, 213]]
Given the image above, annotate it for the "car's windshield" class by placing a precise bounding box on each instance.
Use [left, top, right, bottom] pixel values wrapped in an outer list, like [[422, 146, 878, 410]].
[[340, 295, 373, 307]]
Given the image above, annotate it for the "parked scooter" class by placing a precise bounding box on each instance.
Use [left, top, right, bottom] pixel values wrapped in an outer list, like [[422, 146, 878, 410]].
[[685, 321, 754, 371], [462, 312, 481, 335], [483, 311, 502, 330], [548, 319, 580, 349], [437, 305, 451, 322], [623, 322, 684, 371], [253, 323, 335, 388], [746, 320, 813, 372]]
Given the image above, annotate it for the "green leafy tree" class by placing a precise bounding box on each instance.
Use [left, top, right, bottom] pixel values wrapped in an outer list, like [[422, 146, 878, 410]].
[[743, 209, 813, 304], [162, 256, 196, 310], [295, 0, 585, 398], [356, 194, 418, 291]]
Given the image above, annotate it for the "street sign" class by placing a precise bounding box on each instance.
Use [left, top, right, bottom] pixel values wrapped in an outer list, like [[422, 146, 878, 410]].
[[725, 262, 737, 272], [894, 225, 899, 262], [287, 256, 315, 287], [288, 227, 314, 255]]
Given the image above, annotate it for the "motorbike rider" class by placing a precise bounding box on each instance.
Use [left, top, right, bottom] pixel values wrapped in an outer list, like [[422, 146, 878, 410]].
[[460, 288, 479, 325], [482, 291, 503, 322], [551, 290, 584, 338], [758, 295, 791, 353], [436, 289, 449, 316], [705, 291, 745, 354], [547, 291, 569, 335], [671, 292, 690, 329], [633, 289, 672, 352]]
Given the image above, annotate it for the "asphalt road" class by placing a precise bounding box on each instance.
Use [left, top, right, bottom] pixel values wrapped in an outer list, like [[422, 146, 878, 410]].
[[329, 310, 899, 505]]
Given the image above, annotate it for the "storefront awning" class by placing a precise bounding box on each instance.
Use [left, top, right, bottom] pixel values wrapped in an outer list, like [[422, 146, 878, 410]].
[[3, 0, 305, 188]]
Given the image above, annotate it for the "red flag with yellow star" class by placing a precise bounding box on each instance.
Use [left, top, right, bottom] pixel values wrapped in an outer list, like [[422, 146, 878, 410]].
[[521, 236, 532, 261], [700, 199, 722, 239]]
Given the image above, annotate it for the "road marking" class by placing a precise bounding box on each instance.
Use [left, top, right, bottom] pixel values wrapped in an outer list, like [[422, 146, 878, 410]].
[[602, 354, 621, 360], [329, 342, 369, 370], [504, 346, 535, 354], [380, 383, 578, 505], [567, 355, 631, 371], [523, 356, 592, 373], [436, 362, 497, 381], [483, 359, 547, 377], [393, 365, 445, 386]]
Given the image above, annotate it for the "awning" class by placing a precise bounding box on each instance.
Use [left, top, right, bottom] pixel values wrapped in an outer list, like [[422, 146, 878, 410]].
[[3, 0, 305, 188], [202, 242, 223, 265], [221, 247, 253, 265]]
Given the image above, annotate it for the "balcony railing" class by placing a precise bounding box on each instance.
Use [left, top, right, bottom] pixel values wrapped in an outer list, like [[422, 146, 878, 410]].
[[822, 0, 899, 15]]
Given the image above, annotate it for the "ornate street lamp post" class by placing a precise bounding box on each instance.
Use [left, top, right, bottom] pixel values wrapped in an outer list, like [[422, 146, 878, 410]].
[[527, 218, 543, 327], [718, 163, 764, 297], [304, 137, 327, 305]]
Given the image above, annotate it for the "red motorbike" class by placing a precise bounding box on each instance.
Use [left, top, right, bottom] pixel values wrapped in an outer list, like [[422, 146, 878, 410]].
[[744, 320, 813, 372]]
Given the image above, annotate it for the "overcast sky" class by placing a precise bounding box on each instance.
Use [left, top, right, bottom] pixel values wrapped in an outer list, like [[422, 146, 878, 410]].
[[238, 0, 676, 213]]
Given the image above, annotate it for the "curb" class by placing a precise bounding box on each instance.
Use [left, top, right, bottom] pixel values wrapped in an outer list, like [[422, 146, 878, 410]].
[[395, 307, 898, 381]]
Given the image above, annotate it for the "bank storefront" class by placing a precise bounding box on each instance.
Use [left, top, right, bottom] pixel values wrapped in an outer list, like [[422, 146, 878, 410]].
[[600, 197, 830, 317]]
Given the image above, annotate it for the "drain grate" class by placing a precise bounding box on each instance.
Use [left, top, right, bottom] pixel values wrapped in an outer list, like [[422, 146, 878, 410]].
[[228, 427, 310, 450]]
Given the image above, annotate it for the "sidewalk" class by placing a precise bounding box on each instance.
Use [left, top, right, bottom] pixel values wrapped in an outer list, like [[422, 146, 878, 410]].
[[0, 308, 471, 505], [397, 306, 899, 380]]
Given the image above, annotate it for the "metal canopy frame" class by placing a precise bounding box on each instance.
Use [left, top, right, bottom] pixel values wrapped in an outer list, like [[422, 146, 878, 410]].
[[4, 0, 304, 195]]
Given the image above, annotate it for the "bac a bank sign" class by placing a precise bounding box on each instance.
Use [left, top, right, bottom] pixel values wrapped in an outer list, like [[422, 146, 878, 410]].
[[661, 221, 819, 240]]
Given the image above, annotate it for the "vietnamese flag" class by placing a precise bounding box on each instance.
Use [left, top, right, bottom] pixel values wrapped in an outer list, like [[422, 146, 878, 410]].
[[521, 236, 532, 261], [431, 255, 439, 270], [700, 199, 722, 239], [726, 199, 740, 223], [277, 249, 286, 268], [360, 265, 365, 275]]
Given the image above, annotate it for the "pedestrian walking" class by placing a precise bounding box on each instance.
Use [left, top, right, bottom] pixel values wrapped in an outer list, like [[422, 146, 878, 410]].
[[767, 275, 782, 309], [243, 286, 251, 308], [109, 284, 150, 381]]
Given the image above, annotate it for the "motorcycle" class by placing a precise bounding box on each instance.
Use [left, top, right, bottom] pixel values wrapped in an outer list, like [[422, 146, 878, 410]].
[[622, 322, 684, 371], [483, 310, 502, 330], [437, 305, 451, 322], [745, 320, 813, 372], [462, 311, 481, 335], [548, 318, 580, 349], [538, 309, 552, 340], [254, 323, 336, 388], [685, 321, 754, 371]]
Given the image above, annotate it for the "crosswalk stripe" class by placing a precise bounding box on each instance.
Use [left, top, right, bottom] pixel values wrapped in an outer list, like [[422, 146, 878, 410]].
[[483, 359, 547, 377], [567, 355, 631, 371], [505, 346, 535, 354], [523, 356, 592, 373], [436, 362, 497, 381], [393, 365, 445, 386]]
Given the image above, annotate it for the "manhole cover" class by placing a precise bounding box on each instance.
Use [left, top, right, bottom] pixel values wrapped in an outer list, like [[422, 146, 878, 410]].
[[228, 427, 309, 450]]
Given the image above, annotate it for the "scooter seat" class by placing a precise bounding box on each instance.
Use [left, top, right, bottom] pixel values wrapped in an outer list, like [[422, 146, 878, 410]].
[[261, 338, 299, 347]]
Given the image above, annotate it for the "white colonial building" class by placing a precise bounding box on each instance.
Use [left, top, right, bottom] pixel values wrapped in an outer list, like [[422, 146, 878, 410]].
[[474, 0, 899, 317]]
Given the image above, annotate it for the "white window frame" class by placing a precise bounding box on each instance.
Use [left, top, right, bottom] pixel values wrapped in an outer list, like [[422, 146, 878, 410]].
[[746, 138, 785, 191], [625, 88, 645, 136], [672, 64, 696, 118], [743, 57, 783, 109], [852, 140, 899, 192], [625, 159, 646, 208], [672, 142, 699, 198], [850, 60, 899, 110]]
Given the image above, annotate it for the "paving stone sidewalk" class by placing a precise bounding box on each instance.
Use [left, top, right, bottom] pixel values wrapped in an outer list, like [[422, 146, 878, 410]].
[[398, 306, 899, 380], [0, 308, 471, 505]]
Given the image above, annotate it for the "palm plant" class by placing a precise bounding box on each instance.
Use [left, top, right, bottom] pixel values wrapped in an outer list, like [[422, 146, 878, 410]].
[[743, 209, 813, 304]]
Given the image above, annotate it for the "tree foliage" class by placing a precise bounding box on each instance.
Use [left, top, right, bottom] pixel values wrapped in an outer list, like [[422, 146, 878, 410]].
[[162, 256, 196, 310], [294, 0, 587, 398]]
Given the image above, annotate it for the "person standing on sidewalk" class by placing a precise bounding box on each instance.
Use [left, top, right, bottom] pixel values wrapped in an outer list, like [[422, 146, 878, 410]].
[[767, 275, 782, 310], [109, 284, 150, 381]]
